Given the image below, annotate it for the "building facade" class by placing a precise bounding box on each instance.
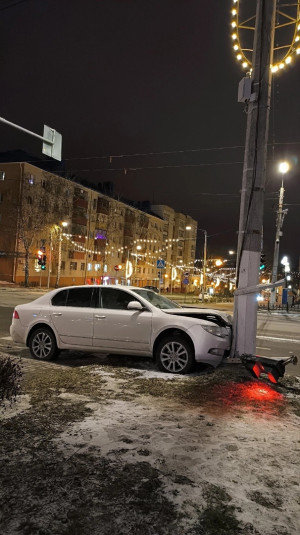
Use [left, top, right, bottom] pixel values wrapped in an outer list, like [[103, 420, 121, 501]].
[[0, 162, 197, 289]]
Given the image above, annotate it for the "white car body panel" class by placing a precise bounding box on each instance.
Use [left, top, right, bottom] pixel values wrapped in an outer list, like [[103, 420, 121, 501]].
[[50, 306, 94, 346], [93, 308, 152, 352]]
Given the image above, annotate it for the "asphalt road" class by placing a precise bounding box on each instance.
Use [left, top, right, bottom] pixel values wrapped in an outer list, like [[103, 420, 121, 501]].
[[0, 288, 299, 376]]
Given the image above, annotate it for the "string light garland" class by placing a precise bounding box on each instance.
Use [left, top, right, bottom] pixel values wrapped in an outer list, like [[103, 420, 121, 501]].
[[231, 0, 300, 73]]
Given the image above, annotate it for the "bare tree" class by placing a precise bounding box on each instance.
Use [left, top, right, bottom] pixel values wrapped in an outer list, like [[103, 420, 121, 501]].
[[10, 171, 71, 287]]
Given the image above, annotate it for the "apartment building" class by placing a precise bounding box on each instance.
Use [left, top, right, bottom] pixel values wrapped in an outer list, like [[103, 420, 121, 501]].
[[0, 162, 197, 289], [151, 205, 197, 289]]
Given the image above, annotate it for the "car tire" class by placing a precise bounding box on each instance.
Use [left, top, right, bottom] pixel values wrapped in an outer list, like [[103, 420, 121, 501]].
[[28, 327, 58, 361], [155, 335, 194, 374]]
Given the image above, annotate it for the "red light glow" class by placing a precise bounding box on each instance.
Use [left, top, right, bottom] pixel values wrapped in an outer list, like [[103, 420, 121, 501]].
[[209, 380, 285, 416]]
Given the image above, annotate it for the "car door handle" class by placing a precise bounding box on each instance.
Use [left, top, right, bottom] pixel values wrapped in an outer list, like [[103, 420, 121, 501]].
[[94, 314, 106, 319], [53, 312, 62, 317]]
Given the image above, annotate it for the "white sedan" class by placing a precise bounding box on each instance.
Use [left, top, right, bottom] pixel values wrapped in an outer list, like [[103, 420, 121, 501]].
[[10, 285, 231, 374]]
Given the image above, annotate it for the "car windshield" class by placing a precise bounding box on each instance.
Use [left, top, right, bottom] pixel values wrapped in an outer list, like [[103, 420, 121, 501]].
[[131, 289, 181, 309]]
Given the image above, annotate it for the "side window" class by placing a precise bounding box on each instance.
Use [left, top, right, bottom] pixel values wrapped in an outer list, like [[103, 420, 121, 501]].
[[51, 289, 68, 306], [66, 287, 97, 308], [100, 288, 135, 310]]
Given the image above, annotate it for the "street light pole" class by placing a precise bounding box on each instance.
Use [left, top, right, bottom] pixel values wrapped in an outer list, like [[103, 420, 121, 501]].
[[55, 221, 68, 288], [199, 229, 207, 302], [231, 0, 276, 358], [47, 229, 53, 289], [270, 162, 289, 306]]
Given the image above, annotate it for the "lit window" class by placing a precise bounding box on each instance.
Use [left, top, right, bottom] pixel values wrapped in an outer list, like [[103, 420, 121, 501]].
[[0, 171, 5, 181], [87, 263, 92, 272]]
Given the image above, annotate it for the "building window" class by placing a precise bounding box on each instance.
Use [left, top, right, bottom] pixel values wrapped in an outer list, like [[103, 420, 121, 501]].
[[87, 263, 92, 272], [95, 263, 101, 271], [93, 198, 97, 210], [0, 192, 2, 202], [27, 196, 33, 205], [61, 261, 65, 271], [70, 262, 77, 270], [80, 263, 85, 271], [28, 174, 34, 185], [0, 171, 5, 180], [41, 179, 46, 188]]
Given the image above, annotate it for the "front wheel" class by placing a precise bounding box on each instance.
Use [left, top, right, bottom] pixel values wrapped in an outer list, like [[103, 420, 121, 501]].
[[28, 327, 58, 361], [155, 335, 194, 374]]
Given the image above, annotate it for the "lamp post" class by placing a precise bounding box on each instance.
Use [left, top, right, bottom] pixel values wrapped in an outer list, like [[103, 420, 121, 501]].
[[55, 221, 68, 288], [199, 229, 207, 302], [270, 161, 289, 306]]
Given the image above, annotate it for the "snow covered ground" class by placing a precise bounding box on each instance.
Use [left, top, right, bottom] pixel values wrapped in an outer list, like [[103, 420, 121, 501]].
[[1, 354, 300, 535]]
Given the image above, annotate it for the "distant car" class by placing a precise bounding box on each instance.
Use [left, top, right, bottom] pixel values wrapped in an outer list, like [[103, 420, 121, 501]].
[[143, 285, 159, 293], [199, 292, 212, 302], [10, 285, 231, 374]]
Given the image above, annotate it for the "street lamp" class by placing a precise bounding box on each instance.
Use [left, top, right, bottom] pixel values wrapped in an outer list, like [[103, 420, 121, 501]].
[[270, 161, 289, 306], [198, 229, 207, 302], [55, 221, 68, 288]]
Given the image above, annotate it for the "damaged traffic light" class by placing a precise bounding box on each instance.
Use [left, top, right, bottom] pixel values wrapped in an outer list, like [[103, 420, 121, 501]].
[[241, 353, 298, 383]]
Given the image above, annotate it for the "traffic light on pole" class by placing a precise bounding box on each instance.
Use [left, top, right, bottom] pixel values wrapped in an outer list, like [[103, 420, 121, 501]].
[[41, 255, 47, 270], [37, 250, 43, 266], [260, 253, 266, 270]]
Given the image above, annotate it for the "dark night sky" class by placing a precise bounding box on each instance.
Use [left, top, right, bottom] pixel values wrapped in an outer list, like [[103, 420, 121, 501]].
[[0, 0, 299, 266]]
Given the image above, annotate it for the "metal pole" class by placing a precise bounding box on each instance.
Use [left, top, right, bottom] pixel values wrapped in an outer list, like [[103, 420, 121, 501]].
[[203, 230, 207, 298], [0, 116, 53, 145], [200, 229, 207, 302], [231, 0, 276, 358], [47, 230, 53, 289], [270, 178, 286, 306], [55, 227, 62, 289]]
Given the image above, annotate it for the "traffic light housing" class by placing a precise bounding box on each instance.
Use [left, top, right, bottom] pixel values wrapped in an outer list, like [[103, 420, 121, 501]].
[[37, 250, 43, 266], [241, 354, 298, 384], [41, 255, 47, 270], [260, 253, 266, 270]]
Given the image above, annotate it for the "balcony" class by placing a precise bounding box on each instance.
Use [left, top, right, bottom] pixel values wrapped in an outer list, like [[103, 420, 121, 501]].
[[97, 198, 110, 215], [72, 215, 87, 227], [73, 197, 88, 209]]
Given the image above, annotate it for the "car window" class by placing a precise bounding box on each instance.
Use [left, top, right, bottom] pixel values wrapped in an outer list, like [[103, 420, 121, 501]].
[[132, 288, 181, 309], [100, 288, 138, 310], [65, 287, 97, 308], [51, 289, 68, 306]]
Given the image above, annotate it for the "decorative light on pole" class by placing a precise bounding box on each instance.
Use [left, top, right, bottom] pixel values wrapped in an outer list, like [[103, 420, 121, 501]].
[[231, 1, 300, 73], [270, 161, 289, 306]]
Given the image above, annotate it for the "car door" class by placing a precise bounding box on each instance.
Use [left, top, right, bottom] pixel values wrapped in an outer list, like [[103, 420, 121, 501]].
[[93, 287, 152, 352], [50, 287, 97, 347]]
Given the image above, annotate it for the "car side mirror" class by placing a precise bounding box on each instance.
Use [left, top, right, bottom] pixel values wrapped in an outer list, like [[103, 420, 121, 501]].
[[127, 301, 144, 311]]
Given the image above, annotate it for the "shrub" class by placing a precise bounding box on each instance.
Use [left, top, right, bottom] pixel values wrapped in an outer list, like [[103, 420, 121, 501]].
[[0, 356, 23, 406]]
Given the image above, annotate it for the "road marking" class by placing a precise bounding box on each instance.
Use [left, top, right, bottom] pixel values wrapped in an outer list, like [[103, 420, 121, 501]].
[[256, 346, 271, 350], [0, 336, 12, 340], [257, 335, 300, 343]]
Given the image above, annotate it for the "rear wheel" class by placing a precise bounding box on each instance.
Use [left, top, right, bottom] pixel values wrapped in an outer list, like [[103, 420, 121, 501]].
[[155, 335, 194, 374], [28, 327, 58, 361]]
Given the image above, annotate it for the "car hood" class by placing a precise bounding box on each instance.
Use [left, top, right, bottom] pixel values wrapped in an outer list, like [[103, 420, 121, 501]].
[[164, 308, 232, 326]]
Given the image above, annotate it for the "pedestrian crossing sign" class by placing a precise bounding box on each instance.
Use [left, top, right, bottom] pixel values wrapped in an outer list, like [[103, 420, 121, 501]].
[[156, 259, 165, 269]]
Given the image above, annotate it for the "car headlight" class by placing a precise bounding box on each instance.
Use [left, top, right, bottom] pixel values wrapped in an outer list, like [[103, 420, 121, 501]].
[[201, 324, 227, 338]]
